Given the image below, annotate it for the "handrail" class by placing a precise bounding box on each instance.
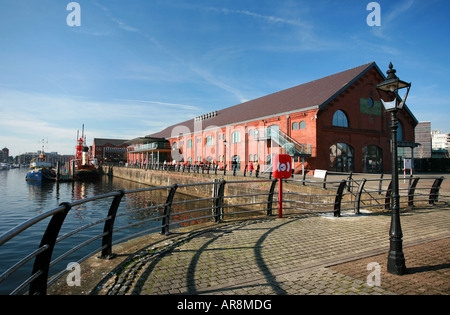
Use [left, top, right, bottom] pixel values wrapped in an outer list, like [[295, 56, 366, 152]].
[[0, 174, 445, 295]]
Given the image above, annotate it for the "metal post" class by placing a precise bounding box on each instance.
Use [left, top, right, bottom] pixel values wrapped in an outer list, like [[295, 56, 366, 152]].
[[385, 180, 392, 210], [354, 178, 367, 214], [387, 110, 406, 275], [55, 161, 60, 181], [429, 177, 444, 205], [29, 202, 72, 295], [213, 180, 226, 223], [333, 180, 346, 217], [408, 178, 420, 207], [278, 179, 283, 218], [99, 190, 125, 259], [267, 179, 278, 216], [161, 185, 178, 235]]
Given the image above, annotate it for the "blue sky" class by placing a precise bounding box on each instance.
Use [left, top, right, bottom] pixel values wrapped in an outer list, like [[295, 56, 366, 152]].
[[1, 0, 449, 156]]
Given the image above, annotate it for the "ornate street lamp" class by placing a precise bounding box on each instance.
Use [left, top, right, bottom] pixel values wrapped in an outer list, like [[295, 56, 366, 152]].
[[376, 62, 411, 275]]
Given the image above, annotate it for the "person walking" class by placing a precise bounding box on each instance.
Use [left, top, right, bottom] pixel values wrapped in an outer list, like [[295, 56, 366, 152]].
[[249, 162, 254, 177]]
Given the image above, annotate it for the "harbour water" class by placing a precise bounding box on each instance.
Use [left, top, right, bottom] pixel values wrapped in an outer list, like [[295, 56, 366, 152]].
[[0, 167, 209, 294]]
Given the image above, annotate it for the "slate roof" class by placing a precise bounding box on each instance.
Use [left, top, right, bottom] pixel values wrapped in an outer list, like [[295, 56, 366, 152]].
[[149, 62, 413, 139]]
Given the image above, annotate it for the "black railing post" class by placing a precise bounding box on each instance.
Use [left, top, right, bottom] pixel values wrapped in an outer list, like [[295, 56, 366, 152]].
[[354, 178, 367, 214], [385, 180, 393, 210], [429, 177, 444, 205], [378, 174, 384, 195], [161, 185, 178, 235], [29, 202, 72, 295], [347, 172, 353, 192], [322, 172, 328, 189], [213, 180, 226, 223], [333, 180, 347, 217], [267, 179, 278, 216], [99, 190, 125, 259], [408, 178, 419, 207]]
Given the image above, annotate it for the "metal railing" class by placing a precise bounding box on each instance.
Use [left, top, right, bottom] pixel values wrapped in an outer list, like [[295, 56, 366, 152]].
[[0, 173, 445, 295]]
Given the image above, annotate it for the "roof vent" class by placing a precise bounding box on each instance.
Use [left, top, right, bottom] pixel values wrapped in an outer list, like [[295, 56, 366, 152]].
[[195, 110, 218, 121]]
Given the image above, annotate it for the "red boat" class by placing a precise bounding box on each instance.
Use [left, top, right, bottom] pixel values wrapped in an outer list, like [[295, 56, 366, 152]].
[[70, 126, 101, 181]]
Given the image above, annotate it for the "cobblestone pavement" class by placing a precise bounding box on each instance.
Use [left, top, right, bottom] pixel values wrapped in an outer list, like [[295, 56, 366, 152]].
[[94, 203, 450, 295]]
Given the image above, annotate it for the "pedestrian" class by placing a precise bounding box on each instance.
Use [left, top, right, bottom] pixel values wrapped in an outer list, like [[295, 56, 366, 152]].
[[249, 162, 253, 177]]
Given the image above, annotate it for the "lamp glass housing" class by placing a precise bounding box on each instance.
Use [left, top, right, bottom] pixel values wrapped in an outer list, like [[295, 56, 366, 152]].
[[376, 78, 411, 111]]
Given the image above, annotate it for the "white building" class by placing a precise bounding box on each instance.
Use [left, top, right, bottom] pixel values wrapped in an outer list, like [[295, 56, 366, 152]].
[[431, 130, 450, 151]]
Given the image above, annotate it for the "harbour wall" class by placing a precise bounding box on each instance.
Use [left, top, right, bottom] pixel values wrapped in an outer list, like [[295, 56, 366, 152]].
[[105, 166, 340, 210]]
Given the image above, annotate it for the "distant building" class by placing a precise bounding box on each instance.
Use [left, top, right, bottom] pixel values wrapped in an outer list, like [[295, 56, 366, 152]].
[[16, 151, 72, 165], [431, 130, 450, 151], [92, 138, 129, 164], [414, 122, 432, 159], [0, 147, 9, 163], [126, 137, 171, 166], [130, 62, 418, 173]]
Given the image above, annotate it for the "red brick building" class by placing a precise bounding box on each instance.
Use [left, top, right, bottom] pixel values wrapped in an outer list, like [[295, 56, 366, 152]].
[[129, 62, 417, 173]]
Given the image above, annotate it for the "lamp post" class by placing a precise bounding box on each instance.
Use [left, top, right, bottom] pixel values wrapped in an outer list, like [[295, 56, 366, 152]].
[[223, 139, 227, 170], [376, 62, 411, 275]]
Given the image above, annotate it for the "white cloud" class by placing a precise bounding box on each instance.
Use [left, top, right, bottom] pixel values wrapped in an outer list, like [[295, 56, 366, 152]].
[[0, 89, 200, 156], [215, 7, 312, 29]]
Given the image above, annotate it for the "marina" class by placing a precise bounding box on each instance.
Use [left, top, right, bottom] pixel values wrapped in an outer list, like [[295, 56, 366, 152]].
[[0, 167, 197, 294]]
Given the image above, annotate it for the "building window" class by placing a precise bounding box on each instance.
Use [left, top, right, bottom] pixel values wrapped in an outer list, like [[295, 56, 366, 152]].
[[330, 143, 354, 172], [292, 122, 298, 130], [362, 145, 383, 173], [206, 135, 213, 146], [232, 131, 241, 143], [332, 110, 349, 128], [187, 139, 193, 148], [299, 121, 306, 129], [232, 155, 241, 171]]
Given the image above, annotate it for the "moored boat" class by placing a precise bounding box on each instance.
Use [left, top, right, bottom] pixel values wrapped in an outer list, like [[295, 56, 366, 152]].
[[26, 152, 56, 182], [70, 125, 101, 181]]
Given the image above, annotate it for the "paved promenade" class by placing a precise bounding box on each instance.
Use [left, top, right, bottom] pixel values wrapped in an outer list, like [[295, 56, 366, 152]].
[[83, 202, 449, 296], [48, 175, 449, 296]]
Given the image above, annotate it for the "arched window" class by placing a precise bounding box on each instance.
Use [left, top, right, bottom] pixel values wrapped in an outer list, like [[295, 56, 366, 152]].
[[299, 121, 306, 129], [332, 110, 349, 127], [330, 143, 354, 172], [187, 139, 193, 148], [363, 145, 383, 173], [232, 131, 241, 143], [232, 155, 241, 171], [292, 122, 298, 130], [206, 135, 213, 146]]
